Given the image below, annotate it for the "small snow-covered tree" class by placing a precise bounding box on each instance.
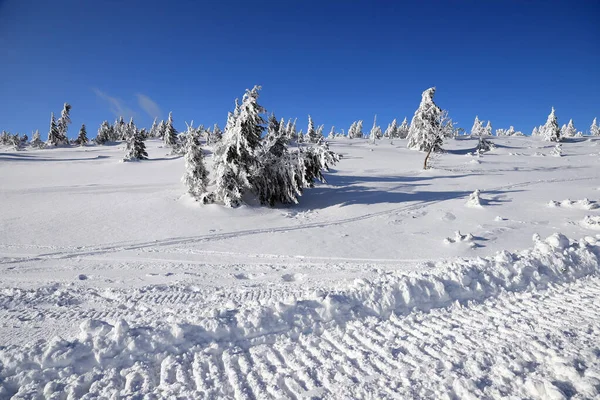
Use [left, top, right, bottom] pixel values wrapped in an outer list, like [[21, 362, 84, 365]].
[[297, 129, 305, 143], [95, 121, 113, 145], [149, 118, 158, 138], [384, 118, 398, 138], [369, 115, 382, 144], [483, 121, 492, 136], [30, 130, 44, 148], [347, 121, 356, 138], [56, 103, 71, 144], [75, 124, 88, 146], [124, 118, 136, 140], [397, 117, 409, 139], [113, 116, 126, 141], [213, 86, 265, 207], [541, 107, 561, 142], [407, 87, 445, 152], [562, 119, 576, 138], [47, 113, 61, 146], [306, 115, 318, 143], [590, 118, 599, 136], [348, 120, 363, 139], [210, 123, 223, 144], [531, 126, 539, 136], [470, 116, 484, 136], [123, 132, 148, 161], [163, 112, 178, 147], [506, 126, 516, 136], [182, 131, 211, 203], [327, 126, 335, 139]]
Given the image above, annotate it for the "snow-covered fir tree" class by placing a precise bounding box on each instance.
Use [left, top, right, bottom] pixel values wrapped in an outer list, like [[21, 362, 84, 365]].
[[531, 126, 539, 136], [316, 125, 324, 141], [149, 118, 158, 138], [163, 112, 178, 147], [369, 115, 382, 143], [297, 129, 305, 143], [95, 121, 113, 144], [327, 126, 335, 139], [46, 113, 62, 146], [506, 126, 516, 136], [75, 124, 88, 146], [306, 115, 318, 143], [30, 130, 44, 148], [407, 87, 443, 151], [112, 117, 125, 141], [124, 118, 136, 140], [561, 119, 576, 138], [590, 118, 599, 136], [483, 121, 492, 136], [210, 123, 223, 144], [470, 116, 484, 136], [123, 132, 148, 161], [182, 131, 212, 203], [348, 120, 364, 139], [56, 103, 71, 144], [213, 86, 265, 207], [398, 117, 409, 139], [541, 107, 561, 142], [384, 119, 398, 138]]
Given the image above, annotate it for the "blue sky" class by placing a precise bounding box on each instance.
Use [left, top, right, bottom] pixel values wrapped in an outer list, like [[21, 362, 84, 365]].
[[1, 0, 598, 138]]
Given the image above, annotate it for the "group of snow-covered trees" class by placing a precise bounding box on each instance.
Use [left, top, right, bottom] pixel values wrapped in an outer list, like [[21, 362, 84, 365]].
[[187, 85, 340, 207]]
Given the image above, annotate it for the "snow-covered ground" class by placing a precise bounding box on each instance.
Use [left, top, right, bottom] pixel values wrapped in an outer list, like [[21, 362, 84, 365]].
[[1, 136, 600, 399]]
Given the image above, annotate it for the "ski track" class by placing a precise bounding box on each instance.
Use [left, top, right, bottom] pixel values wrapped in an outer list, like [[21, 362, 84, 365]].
[[2, 276, 599, 399], [1, 175, 596, 266]]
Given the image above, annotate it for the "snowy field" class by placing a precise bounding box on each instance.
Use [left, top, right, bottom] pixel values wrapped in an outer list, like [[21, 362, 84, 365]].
[[1, 136, 600, 399]]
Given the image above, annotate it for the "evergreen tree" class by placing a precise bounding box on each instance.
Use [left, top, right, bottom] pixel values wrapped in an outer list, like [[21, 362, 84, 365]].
[[163, 112, 178, 147], [590, 118, 599, 136], [213, 86, 265, 207], [306, 115, 318, 143], [506, 126, 516, 136], [398, 117, 410, 139], [369, 115, 382, 144], [123, 132, 148, 161], [95, 121, 113, 145], [297, 129, 305, 143], [484, 121, 492, 136], [470, 116, 484, 136], [211, 123, 223, 144], [327, 126, 335, 139], [75, 124, 88, 146], [407, 87, 443, 151], [30, 130, 44, 148], [47, 112, 61, 146], [348, 121, 356, 138], [384, 118, 398, 138], [149, 118, 158, 138], [541, 107, 561, 142], [531, 126, 539, 136], [348, 120, 364, 139], [182, 131, 212, 203], [113, 117, 126, 141], [56, 103, 71, 144], [125, 118, 136, 140]]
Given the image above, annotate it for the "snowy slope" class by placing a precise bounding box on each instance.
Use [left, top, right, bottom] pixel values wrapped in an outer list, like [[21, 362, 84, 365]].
[[1, 136, 600, 399]]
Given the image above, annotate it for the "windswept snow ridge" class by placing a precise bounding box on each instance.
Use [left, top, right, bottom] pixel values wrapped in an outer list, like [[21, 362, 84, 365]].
[[1, 233, 599, 398]]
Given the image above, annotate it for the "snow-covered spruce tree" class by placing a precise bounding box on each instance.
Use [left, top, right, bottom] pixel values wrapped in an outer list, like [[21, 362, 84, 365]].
[[589, 118, 599, 135], [561, 119, 576, 138], [406, 87, 443, 152], [348, 120, 363, 139], [306, 115, 318, 143], [95, 121, 113, 144], [327, 126, 335, 139], [163, 111, 178, 147], [47, 112, 62, 146], [113, 117, 126, 141], [398, 117, 409, 139], [316, 125, 324, 141], [149, 118, 159, 138], [423, 110, 457, 169], [475, 136, 495, 154], [124, 118, 136, 140], [483, 121, 492, 136], [10, 134, 23, 150], [506, 126, 516, 136], [210, 123, 223, 144], [369, 115, 383, 144], [56, 103, 71, 144], [347, 121, 356, 138], [470, 116, 484, 136], [182, 131, 212, 203], [541, 107, 561, 142], [384, 118, 398, 138], [123, 132, 148, 161], [30, 130, 44, 148], [213, 86, 265, 207], [297, 129, 305, 143], [531, 126, 539, 136], [75, 124, 88, 146]]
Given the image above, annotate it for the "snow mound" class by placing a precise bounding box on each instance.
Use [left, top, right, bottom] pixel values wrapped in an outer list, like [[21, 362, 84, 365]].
[[581, 215, 600, 230], [443, 231, 475, 247], [466, 189, 483, 207], [1, 233, 599, 398], [548, 198, 599, 210]]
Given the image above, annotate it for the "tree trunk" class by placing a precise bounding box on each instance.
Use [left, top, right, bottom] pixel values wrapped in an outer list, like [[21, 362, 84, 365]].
[[423, 146, 433, 169]]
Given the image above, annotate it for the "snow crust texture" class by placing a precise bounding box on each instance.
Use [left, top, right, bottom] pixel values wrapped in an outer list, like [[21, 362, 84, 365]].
[[1, 233, 599, 399]]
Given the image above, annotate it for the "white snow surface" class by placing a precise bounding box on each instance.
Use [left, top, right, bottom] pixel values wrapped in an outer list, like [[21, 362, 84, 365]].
[[1, 136, 600, 399]]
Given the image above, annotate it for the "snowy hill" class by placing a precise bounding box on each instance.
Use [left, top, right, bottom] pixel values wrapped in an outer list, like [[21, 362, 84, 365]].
[[1, 136, 600, 399]]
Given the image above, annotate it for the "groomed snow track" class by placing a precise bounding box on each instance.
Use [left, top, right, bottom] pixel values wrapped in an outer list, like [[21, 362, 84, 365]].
[[1, 233, 600, 399]]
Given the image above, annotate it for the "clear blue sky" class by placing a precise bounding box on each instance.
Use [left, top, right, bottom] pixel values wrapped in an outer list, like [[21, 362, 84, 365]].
[[1, 0, 598, 138]]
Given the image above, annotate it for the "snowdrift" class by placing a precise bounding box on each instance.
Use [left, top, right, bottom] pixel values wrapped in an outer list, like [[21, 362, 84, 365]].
[[1, 233, 598, 398]]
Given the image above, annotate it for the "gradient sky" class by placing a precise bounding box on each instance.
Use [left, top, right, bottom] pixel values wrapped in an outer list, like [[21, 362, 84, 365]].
[[1, 0, 598, 138]]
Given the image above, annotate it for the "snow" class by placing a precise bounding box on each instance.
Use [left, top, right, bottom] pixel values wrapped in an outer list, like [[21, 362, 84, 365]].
[[1, 135, 600, 398]]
